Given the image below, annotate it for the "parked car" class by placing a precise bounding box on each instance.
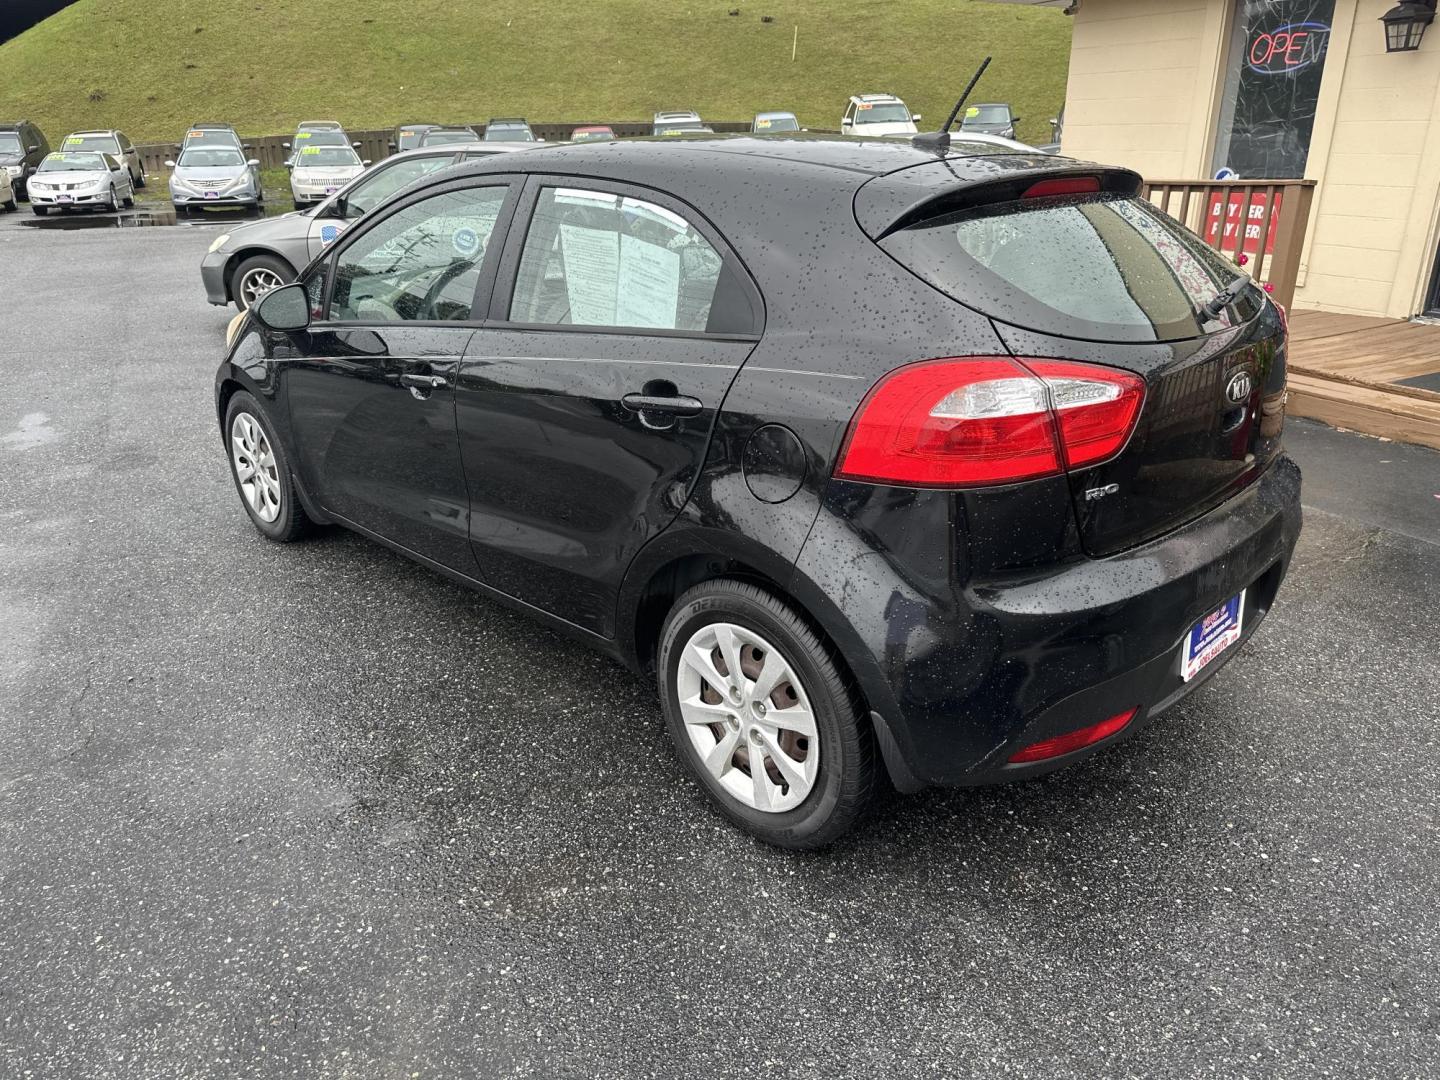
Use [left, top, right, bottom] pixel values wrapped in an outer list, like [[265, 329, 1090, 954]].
[[392, 124, 441, 152], [752, 111, 801, 133], [959, 103, 1019, 140], [60, 130, 145, 187], [841, 94, 920, 138], [166, 144, 262, 214], [27, 151, 135, 214], [652, 111, 712, 136], [570, 125, 616, 143], [288, 144, 367, 208], [483, 118, 537, 143], [283, 125, 357, 167], [178, 123, 247, 154], [201, 143, 534, 310], [216, 135, 1301, 849], [0, 168, 15, 212], [0, 119, 51, 200], [417, 127, 481, 147]]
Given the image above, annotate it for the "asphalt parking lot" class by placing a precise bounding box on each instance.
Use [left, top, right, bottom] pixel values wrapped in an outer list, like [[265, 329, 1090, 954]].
[[1, 208, 1437, 1079]]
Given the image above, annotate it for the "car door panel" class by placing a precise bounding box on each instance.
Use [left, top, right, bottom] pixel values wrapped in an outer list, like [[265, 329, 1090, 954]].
[[456, 333, 754, 634], [281, 179, 518, 574], [454, 177, 764, 637]]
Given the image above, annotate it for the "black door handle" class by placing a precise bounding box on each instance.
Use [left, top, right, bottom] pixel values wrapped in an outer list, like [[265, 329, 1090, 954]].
[[621, 392, 703, 417], [400, 373, 448, 389]]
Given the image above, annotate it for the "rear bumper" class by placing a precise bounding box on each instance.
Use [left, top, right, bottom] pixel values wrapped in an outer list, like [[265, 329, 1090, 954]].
[[799, 454, 1303, 789]]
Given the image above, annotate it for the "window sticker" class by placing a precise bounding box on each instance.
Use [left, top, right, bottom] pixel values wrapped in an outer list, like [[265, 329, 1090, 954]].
[[616, 235, 681, 328], [857, 102, 873, 110], [756, 118, 772, 128], [301, 146, 323, 156], [965, 106, 980, 118], [297, 131, 312, 139], [559, 224, 621, 324], [452, 226, 481, 258]]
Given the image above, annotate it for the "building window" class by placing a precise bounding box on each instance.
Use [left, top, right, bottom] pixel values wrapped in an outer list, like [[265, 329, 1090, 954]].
[[1212, 0, 1336, 179]]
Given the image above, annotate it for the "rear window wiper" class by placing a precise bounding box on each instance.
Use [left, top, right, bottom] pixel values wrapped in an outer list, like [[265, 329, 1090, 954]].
[[1199, 274, 1252, 322]]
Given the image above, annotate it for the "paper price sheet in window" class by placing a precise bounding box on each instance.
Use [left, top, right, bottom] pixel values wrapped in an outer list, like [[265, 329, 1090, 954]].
[[558, 223, 682, 329]]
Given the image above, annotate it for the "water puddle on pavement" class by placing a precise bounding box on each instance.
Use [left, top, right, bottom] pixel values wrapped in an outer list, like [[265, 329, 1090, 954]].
[[18, 203, 289, 230]]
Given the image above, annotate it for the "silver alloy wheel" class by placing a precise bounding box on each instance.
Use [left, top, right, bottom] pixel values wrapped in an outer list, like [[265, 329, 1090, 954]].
[[238, 267, 284, 309], [676, 621, 819, 813], [230, 412, 282, 523]]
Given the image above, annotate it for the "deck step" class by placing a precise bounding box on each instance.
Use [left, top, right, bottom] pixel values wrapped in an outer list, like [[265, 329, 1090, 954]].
[[1287, 370, 1440, 451]]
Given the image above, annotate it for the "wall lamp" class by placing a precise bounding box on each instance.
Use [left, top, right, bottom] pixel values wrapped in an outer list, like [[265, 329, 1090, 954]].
[[1380, 0, 1436, 51]]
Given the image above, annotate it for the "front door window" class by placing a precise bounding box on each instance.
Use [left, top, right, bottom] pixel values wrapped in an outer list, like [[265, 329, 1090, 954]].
[[1212, 0, 1335, 179]]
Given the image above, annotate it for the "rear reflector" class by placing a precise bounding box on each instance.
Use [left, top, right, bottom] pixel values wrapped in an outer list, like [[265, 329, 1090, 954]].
[[1007, 707, 1139, 764], [835, 357, 1144, 487], [1022, 176, 1101, 199]]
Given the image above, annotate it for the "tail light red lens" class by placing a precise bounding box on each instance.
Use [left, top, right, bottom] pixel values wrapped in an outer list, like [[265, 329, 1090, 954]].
[[1022, 176, 1101, 199], [835, 357, 1145, 487], [1007, 707, 1138, 764]]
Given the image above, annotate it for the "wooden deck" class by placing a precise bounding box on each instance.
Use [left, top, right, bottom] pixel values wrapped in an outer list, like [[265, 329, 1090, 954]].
[[1285, 310, 1440, 450]]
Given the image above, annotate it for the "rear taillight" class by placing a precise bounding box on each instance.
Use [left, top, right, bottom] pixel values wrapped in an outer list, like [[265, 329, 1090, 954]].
[[1007, 707, 1138, 764], [835, 357, 1145, 488], [1270, 297, 1289, 337], [1022, 176, 1100, 199]]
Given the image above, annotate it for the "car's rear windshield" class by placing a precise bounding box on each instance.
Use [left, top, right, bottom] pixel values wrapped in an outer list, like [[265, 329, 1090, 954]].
[[294, 130, 348, 147], [0, 133, 23, 153], [962, 106, 1011, 125], [880, 194, 1263, 343], [63, 135, 119, 154], [484, 126, 533, 142], [854, 103, 910, 125], [297, 147, 361, 167], [39, 152, 105, 172], [179, 147, 245, 168], [419, 130, 477, 146]]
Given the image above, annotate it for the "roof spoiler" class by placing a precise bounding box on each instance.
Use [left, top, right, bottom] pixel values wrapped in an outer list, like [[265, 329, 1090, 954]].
[[855, 163, 1144, 240]]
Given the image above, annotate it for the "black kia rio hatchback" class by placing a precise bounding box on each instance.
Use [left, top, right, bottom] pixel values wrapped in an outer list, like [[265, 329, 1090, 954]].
[[216, 134, 1301, 849]]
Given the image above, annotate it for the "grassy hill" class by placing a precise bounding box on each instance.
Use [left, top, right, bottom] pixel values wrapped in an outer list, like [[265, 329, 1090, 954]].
[[0, 0, 1071, 146]]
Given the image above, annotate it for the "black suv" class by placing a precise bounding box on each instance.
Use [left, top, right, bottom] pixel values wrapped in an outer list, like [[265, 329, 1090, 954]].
[[0, 120, 51, 199], [215, 136, 1302, 849]]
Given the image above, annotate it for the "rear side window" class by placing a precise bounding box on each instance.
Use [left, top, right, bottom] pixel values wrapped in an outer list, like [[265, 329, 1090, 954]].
[[509, 186, 727, 332], [881, 195, 1261, 343]]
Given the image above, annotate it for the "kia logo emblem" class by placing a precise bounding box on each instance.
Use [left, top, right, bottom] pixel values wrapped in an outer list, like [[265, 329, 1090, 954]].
[[1225, 370, 1253, 404]]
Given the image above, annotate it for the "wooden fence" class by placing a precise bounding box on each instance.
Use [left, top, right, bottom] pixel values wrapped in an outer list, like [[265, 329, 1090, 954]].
[[136, 120, 753, 175], [1141, 179, 1316, 309]]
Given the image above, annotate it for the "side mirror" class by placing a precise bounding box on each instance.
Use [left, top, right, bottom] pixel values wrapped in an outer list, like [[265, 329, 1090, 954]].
[[1012, 116, 1022, 125], [388, 141, 397, 151], [246, 158, 260, 167], [840, 119, 852, 128], [282, 142, 291, 150], [164, 159, 176, 168], [243, 143, 254, 151], [26, 144, 38, 153], [251, 282, 310, 332], [352, 141, 361, 148], [911, 114, 922, 122], [362, 159, 372, 166]]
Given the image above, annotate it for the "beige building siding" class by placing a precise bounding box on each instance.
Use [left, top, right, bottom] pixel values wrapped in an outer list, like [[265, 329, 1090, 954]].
[[1055, 0, 1440, 319]]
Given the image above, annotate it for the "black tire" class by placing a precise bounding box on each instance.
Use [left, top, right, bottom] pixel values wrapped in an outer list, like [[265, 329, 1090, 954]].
[[133, 166, 146, 189], [230, 253, 294, 312], [222, 391, 311, 542], [657, 579, 876, 850], [3, 197, 14, 212], [122, 194, 134, 209], [32, 205, 47, 217]]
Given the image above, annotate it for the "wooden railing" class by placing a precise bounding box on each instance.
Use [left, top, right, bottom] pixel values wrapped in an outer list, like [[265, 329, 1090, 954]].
[[1141, 179, 1316, 309]]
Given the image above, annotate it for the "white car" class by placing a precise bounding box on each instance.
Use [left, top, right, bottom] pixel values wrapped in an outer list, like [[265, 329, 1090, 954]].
[[289, 144, 367, 208], [26, 151, 135, 214], [840, 94, 920, 138], [0, 168, 14, 212]]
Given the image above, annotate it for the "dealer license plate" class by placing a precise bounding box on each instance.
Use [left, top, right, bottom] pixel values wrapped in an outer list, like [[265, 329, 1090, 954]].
[[57, 195, 72, 204], [1181, 590, 1245, 682], [204, 191, 219, 199]]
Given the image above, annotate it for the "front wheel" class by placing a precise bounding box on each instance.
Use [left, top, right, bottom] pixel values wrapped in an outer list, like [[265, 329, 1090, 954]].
[[32, 204, 48, 216], [3, 197, 14, 212], [657, 580, 876, 850], [122, 193, 134, 208], [231, 254, 293, 312], [224, 391, 311, 542]]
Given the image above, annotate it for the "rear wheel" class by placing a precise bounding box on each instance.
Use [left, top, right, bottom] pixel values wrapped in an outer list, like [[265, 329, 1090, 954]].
[[32, 205, 47, 216], [133, 166, 146, 189], [122, 192, 134, 209], [657, 580, 875, 849], [231, 254, 293, 312], [3, 196, 14, 212], [224, 391, 310, 542]]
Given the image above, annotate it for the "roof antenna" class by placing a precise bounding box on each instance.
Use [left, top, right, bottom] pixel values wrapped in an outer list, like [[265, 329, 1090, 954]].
[[913, 55, 992, 155]]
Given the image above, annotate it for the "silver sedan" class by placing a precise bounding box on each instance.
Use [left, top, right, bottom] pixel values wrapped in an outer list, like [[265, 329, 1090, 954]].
[[26, 152, 135, 215], [166, 145, 262, 213]]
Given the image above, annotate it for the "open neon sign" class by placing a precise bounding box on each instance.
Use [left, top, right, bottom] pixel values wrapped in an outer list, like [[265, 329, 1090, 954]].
[[1248, 21, 1331, 74]]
